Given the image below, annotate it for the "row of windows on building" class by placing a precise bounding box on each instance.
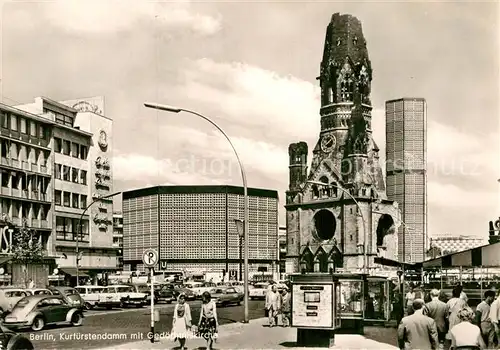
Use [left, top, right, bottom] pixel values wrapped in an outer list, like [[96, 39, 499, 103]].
[[54, 164, 87, 185], [1, 171, 50, 193], [0, 140, 49, 167], [54, 190, 87, 209], [54, 138, 88, 160], [0, 199, 50, 220], [56, 216, 89, 241], [0, 111, 48, 139], [43, 108, 75, 128]]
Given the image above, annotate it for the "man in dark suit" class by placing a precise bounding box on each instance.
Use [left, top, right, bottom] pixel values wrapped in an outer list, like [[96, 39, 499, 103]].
[[398, 299, 439, 350], [424, 289, 448, 349]]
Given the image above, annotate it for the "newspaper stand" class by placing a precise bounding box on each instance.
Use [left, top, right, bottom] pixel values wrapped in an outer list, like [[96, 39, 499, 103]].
[[289, 273, 341, 347]]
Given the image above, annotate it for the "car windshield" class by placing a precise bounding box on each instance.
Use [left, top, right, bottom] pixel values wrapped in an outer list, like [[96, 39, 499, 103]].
[[253, 285, 266, 289], [117, 287, 133, 293], [211, 289, 224, 294], [64, 289, 78, 295], [137, 285, 149, 292]]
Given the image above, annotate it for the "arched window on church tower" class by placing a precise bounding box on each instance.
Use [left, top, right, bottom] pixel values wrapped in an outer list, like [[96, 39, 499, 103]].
[[339, 76, 353, 102], [312, 185, 319, 199], [328, 87, 334, 104], [319, 176, 330, 198]]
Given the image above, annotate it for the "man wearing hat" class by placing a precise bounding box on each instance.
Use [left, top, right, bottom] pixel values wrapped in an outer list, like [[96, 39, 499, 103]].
[[398, 299, 439, 350], [281, 287, 291, 327]]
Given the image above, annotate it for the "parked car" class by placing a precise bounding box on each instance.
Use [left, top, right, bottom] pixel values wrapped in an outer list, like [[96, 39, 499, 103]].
[[75, 286, 104, 310], [105, 285, 147, 307], [172, 287, 196, 301], [249, 283, 268, 300], [0, 289, 30, 316], [155, 285, 175, 304], [191, 282, 217, 298], [3, 295, 83, 331], [24, 288, 52, 296], [129, 284, 155, 303], [0, 323, 34, 349], [95, 286, 121, 310], [209, 287, 243, 306], [47, 287, 85, 310]]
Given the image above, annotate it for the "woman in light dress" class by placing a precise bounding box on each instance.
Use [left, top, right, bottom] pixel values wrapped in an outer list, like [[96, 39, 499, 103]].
[[446, 286, 468, 347], [172, 293, 192, 350]]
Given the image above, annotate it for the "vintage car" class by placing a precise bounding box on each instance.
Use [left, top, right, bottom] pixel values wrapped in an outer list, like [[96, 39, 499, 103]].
[[172, 287, 196, 301], [75, 286, 104, 310], [0, 288, 30, 315], [3, 295, 83, 331], [249, 283, 268, 300], [101, 285, 147, 308], [0, 323, 34, 349], [191, 282, 217, 298], [24, 288, 52, 296], [47, 287, 85, 310], [210, 287, 243, 306], [129, 284, 155, 303], [155, 285, 175, 304], [95, 286, 121, 309]]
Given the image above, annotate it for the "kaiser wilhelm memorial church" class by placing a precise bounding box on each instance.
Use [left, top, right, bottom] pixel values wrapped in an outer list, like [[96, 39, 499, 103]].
[[285, 13, 402, 274]]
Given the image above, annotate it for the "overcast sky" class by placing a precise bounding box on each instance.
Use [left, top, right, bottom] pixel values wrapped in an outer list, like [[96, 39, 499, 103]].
[[0, 1, 498, 239]]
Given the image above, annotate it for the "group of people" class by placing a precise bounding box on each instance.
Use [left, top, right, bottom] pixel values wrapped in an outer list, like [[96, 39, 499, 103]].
[[398, 285, 500, 349], [171, 291, 219, 350], [265, 284, 291, 327]]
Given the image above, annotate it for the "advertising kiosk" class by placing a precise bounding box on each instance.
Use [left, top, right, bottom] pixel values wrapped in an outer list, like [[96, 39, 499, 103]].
[[289, 273, 341, 347]]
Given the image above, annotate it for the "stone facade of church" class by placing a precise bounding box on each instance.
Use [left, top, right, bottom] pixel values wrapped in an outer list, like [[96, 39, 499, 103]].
[[285, 13, 401, 274]]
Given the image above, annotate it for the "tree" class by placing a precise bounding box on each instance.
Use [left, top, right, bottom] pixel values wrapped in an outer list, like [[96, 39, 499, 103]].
[[11, 224, 44, 288], [426, 246, 442, 259]]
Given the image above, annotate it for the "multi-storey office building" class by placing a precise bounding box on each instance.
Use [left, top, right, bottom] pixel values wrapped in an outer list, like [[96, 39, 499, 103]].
[[113, 212, 123, 269], [386, 98, 427, 263], [429, 235, 487, 257], [0, 102, 55, 285], [122, 186, 279, 280], [17, 96, 117, 282]]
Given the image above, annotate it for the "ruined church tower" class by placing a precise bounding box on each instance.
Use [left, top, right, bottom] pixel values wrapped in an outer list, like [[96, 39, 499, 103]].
[[285, 14, 401, 274]]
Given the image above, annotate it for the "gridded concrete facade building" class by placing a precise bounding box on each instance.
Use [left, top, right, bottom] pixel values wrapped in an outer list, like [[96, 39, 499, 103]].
[[430, 235, 486, 256], [386, 98, 427, 263], [122, 186, 279, 279]]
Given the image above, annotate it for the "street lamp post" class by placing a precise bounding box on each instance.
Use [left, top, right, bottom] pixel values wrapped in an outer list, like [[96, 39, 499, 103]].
[[76, 191, 122, 285], [144, 102, 250, 323], [307, 180, 368, 274]]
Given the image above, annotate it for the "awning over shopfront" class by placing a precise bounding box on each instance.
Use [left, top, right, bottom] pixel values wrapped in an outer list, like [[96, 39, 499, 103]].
[[422, 241, 500, 269], [374, 257, 418, 269], [60, 268, 89, 278]]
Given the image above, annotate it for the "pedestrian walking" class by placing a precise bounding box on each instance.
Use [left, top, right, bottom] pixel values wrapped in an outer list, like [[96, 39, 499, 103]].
[[405, 284, 416, 316], [281, 288, 291, 327], [423, 289, 448, 349], [488, 289, 500, 348], [172, 293, 192, 350], [198, 291, 218, 350], [449, 307, 486, 349], [266, 285, 280, 327], [397, 299, 439, 349], [445, 285, 468, 349], [475, 290, 496, 348]]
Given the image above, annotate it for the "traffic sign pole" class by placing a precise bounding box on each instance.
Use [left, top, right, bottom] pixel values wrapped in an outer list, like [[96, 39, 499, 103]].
[[142, 249, 159, 344], [150, 267, 154, 343]]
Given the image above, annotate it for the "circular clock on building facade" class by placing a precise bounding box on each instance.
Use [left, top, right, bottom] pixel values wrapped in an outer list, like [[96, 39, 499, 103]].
[[320, 134, 336, 153]]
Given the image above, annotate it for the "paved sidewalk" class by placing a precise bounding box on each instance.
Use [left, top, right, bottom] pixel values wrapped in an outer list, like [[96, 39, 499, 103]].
[[101, 318, 398, 349]]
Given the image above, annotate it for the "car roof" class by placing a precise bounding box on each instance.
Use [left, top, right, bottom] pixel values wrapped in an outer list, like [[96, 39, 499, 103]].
[[22, 295, 64, 303]]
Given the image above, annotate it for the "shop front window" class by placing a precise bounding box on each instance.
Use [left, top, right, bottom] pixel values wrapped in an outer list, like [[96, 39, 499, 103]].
[[339, 280, 363, 318]]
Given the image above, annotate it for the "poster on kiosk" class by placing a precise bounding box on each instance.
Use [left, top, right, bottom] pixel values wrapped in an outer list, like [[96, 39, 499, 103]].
[[291, 276, 339, 329]]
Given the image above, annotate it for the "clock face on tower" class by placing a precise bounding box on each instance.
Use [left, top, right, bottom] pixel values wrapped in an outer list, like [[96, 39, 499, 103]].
[[321, 134, 336, 153]]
